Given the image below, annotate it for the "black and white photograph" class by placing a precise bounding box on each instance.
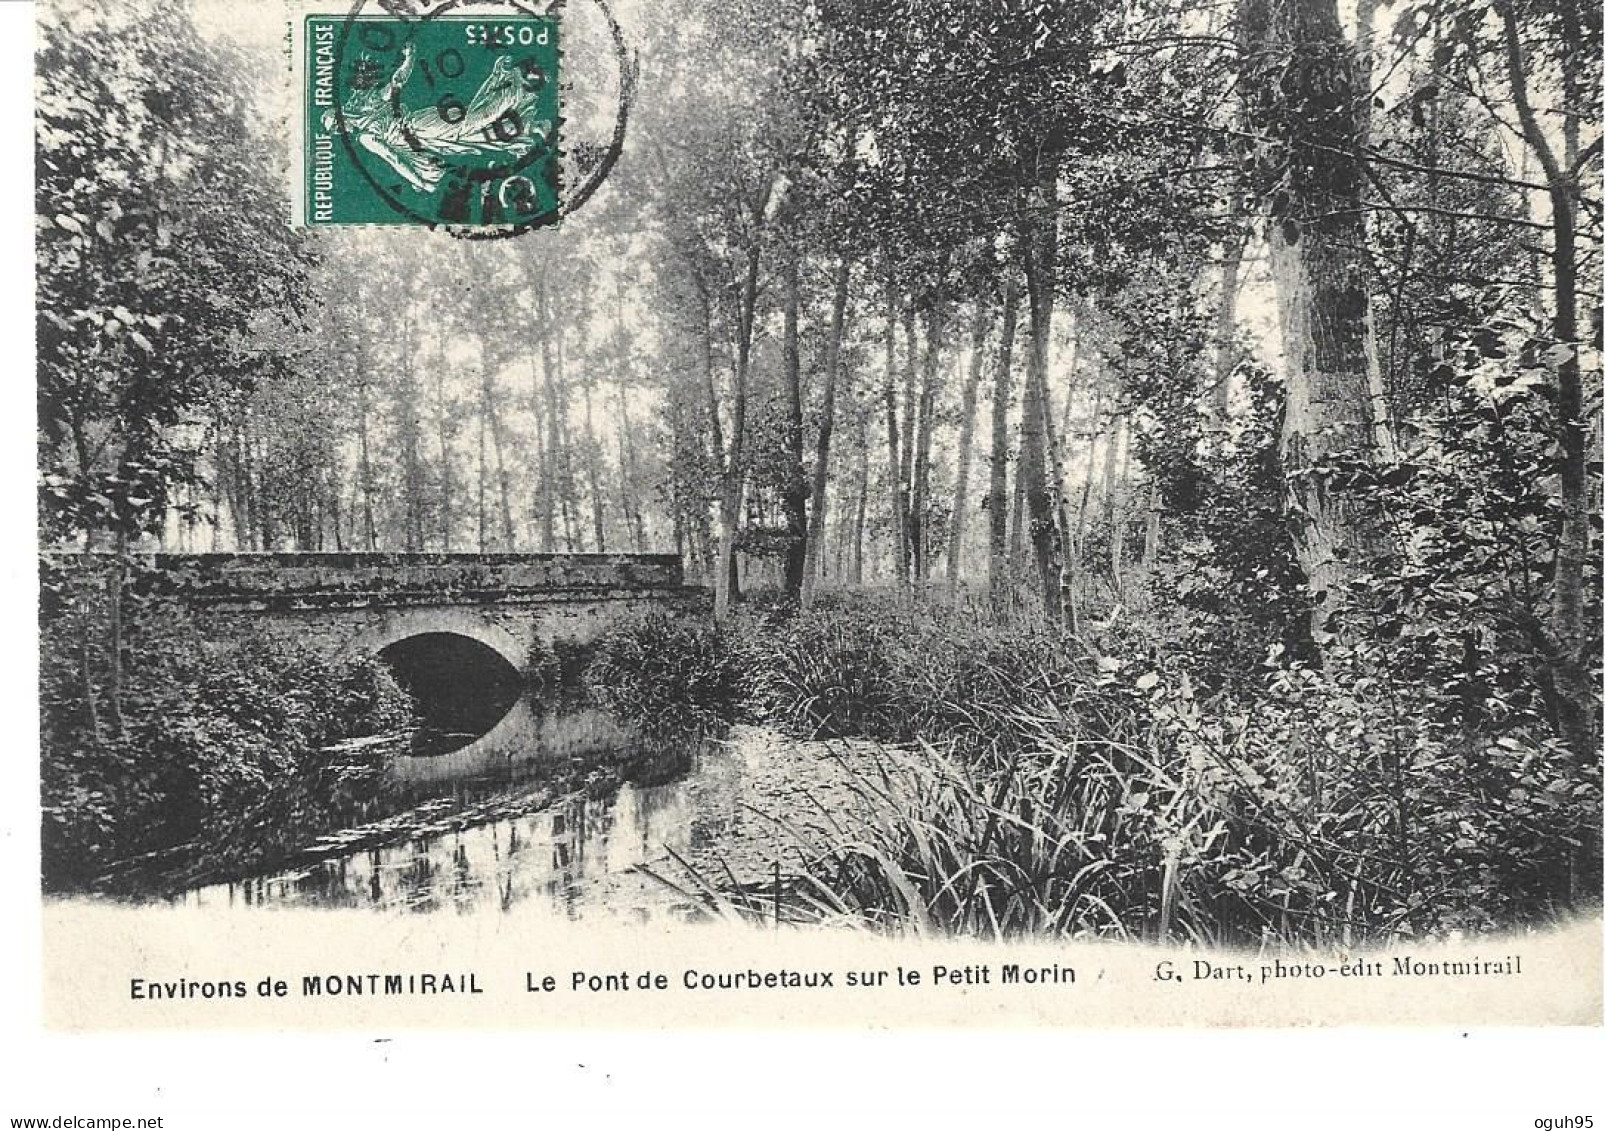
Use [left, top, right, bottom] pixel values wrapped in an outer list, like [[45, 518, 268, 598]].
[[23, 0, 1604, 1042]]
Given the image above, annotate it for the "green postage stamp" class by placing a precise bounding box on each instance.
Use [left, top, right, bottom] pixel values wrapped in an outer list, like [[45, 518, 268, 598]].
[[291, 3, 561, 230]]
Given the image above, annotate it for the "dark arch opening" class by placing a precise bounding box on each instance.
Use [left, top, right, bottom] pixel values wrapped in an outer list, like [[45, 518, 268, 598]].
[[377, 633, 523, 756]]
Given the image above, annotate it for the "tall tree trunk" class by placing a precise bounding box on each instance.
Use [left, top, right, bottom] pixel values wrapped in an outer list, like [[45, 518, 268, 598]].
[[1241, 0, 1391, 642], [1498, 2, 1594, 756], [327, 473, 344, 552], [398, 324, 426, 552], [1141, 481, 1162, 566], [356, 379, 377, 550], [947, 303, 991, 588], [852, 410, 869, 585], [351, 292, 377, 550], [530, 342, 553, 551], [1102, 412, 1125, 584], [479, 366, 516, 549], [883, 281, 908, 583], [1040, 349, 1080, 632], [715, 232, 763, 621], [694, 277, 725, 585], [911, 299, 947, 581], [987, 273, 1020, 608], [803, 256, 851, 608], [1009, 455, 1027, 565], [476, 408, 489, 551], [1020, 166, 1067, 623], [1071, 381, 1106, 563], [106, 530, 127, 737], [432, 344, 453, 552], [780, 243, 809, 599], [900, 304, 921, 578], [1355, 0, 1397, 463], [580, 369, 607, 553]]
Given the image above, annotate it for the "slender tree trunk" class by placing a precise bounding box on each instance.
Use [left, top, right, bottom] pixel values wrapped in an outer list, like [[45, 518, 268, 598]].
[[780, 243, 809, 598], [988, 273, 1019, 608], [852, 411, 869, 585], [476, 408, 489, 551], [106, 530, 127, 737], [479, 366, 516, 548], [1040, 350, 1080, 632], [398, 324, 426, 552], [1071, 381, 1105, 562], [1354, 0, 1397, 463], [356, 379, 377, 550], [1010, 455, 1026, 563], [948, 303, 991, 588], [579, 369, 607, 552], [1498, 2, 1594, 756], [900, 304, 921, 578], [911, 299, 947, 581], [530, 341, 553, 551], [715, 231, 763, 621], [694, 278, 725, 585], [432, 345, 453, 552], [1142, 481, 1161, 566], [536, 286, 579, 551], [1020, 167, 1068, 623], [883, 281, 908, 583], [239, 416, 259, 550], [803, 257, 851, 607], [1102, 412, 1124, 584]]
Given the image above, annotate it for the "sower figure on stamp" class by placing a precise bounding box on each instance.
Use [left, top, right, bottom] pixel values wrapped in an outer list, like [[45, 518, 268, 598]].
[[325, 42, 552, 196]]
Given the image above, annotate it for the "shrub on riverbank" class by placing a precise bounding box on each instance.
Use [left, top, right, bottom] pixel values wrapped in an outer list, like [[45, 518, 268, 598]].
[[584, 612, 749, 739], [40, 602, 415, 893], [751, 592, 1134, 761]]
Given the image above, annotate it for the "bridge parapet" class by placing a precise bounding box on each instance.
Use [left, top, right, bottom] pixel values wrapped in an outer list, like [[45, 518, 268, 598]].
[[136, 552, 692, 612]]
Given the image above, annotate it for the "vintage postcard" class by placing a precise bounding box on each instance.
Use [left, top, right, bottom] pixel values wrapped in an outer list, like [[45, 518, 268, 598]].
[[31, 0, 1602, 1033]]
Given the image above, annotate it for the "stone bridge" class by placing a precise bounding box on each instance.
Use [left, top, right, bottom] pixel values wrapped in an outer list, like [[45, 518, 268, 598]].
[[143, 552, 709, 781]]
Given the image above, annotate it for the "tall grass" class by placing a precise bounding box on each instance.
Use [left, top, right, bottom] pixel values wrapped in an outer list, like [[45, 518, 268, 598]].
[[590, 592, 1601, 944], [751, 591, 1128, 762], [585, 612, 748, 738]]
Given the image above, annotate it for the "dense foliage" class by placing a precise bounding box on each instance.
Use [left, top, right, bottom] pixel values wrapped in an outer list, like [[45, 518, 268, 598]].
[[584, 613, 749, 738], [40, 569, 414, 892], [36, 2, 310, 543], [593, 586, 1601, 942]]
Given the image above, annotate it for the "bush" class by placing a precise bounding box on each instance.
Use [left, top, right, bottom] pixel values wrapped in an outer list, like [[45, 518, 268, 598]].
[[752, 592, 1132, 761], [39, 592, 414, 893], [585, 613, 747, 739], [1127, 647, 1603, 941]]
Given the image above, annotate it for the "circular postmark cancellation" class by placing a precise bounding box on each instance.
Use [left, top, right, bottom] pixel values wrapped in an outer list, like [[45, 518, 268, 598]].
[[299, 0, 632, 237]]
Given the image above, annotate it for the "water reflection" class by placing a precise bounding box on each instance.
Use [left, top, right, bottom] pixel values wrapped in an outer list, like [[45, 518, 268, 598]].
[[183, 743, 730, 922]]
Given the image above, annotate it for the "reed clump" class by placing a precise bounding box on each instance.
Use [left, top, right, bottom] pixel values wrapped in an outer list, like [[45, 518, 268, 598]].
[[592, 590, 1600, 945]]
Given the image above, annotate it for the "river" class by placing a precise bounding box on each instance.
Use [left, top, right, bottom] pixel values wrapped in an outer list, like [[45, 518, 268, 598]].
[[181, 707, 884, 923]]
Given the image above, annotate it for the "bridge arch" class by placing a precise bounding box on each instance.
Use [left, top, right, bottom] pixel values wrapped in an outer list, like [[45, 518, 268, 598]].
[[342, 609, 529, 670]]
